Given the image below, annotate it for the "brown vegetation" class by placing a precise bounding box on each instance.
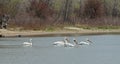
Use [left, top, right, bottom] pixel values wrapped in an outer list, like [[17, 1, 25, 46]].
[[0, 0, 120, 30], [82, 0, 105, 18]]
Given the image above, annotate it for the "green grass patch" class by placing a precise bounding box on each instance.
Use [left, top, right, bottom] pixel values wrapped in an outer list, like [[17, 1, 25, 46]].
[[97, 26, 120, 29], [45, 27, 55, 32], [76, 25, 120, 30]]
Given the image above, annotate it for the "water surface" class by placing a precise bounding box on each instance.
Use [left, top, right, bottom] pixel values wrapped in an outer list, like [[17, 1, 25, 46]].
[[0, 35, 120, 64]]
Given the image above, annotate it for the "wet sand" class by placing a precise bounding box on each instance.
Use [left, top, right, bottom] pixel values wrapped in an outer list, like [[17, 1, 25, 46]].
[[0, 29, 120, 37]]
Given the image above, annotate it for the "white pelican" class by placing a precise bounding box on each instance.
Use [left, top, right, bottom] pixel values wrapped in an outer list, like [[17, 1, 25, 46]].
[[73, 38, 79, 45], [72, 38, 83, 47], [65, 42, 75, 47], [53, 37, 74, 47], [23, 39, 32, 46], [53, 41, 65, 46], [79, 38, 93, 45]]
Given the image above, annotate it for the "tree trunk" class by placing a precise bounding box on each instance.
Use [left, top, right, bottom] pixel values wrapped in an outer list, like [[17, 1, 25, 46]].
[[112, 0, 119, 17], [63, 0, 72, 22]]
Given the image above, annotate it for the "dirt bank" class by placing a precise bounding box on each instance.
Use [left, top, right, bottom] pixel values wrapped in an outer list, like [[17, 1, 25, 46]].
[[0, 29, 120, 37]]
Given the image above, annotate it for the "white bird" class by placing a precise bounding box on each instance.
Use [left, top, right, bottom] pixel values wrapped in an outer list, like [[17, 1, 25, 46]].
[[64, 37, 75, 47], [53, 37, 74, 47], [73, 38, 79, 45], [73, 38, 93, 45], [23, 39, 32, 46], [79, 38, 93, 45], [53, 41, 65, 46], [65, 42, 75, 47]]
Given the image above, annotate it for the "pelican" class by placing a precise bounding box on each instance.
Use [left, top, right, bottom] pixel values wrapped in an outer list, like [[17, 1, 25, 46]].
[[23, 39, 32, 46], [73, 38, 79, 45], [71, 38, 83, 47], [65, 42, 75, 47], [53, 41, 65, 46], [64, 37, 75, 47], [53, 37, 74, 47], [79, 38, 93, 45]]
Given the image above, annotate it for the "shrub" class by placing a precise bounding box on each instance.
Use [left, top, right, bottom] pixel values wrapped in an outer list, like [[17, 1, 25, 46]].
[[83, 0, 105, 19], [28, 0, 53, 19]]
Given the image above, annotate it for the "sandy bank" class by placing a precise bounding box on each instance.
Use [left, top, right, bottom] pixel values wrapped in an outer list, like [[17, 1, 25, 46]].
[[0, 29, 120, 37]]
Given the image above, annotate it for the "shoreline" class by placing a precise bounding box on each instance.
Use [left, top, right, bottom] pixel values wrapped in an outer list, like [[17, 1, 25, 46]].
[[0, 29, 120, 37]]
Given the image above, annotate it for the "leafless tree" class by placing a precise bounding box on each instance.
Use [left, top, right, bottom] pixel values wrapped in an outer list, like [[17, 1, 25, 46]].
[[112, 0, 119, 17], [62, 0, 73, 22], [83, 0, 104, 19]]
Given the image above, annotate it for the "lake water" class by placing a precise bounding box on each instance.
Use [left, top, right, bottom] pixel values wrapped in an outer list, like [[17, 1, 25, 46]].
[[0, 35, 120, 64]]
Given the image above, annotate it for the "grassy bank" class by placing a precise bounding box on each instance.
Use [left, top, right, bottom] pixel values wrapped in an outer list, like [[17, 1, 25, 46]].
[[0, 26, 120, 37]]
